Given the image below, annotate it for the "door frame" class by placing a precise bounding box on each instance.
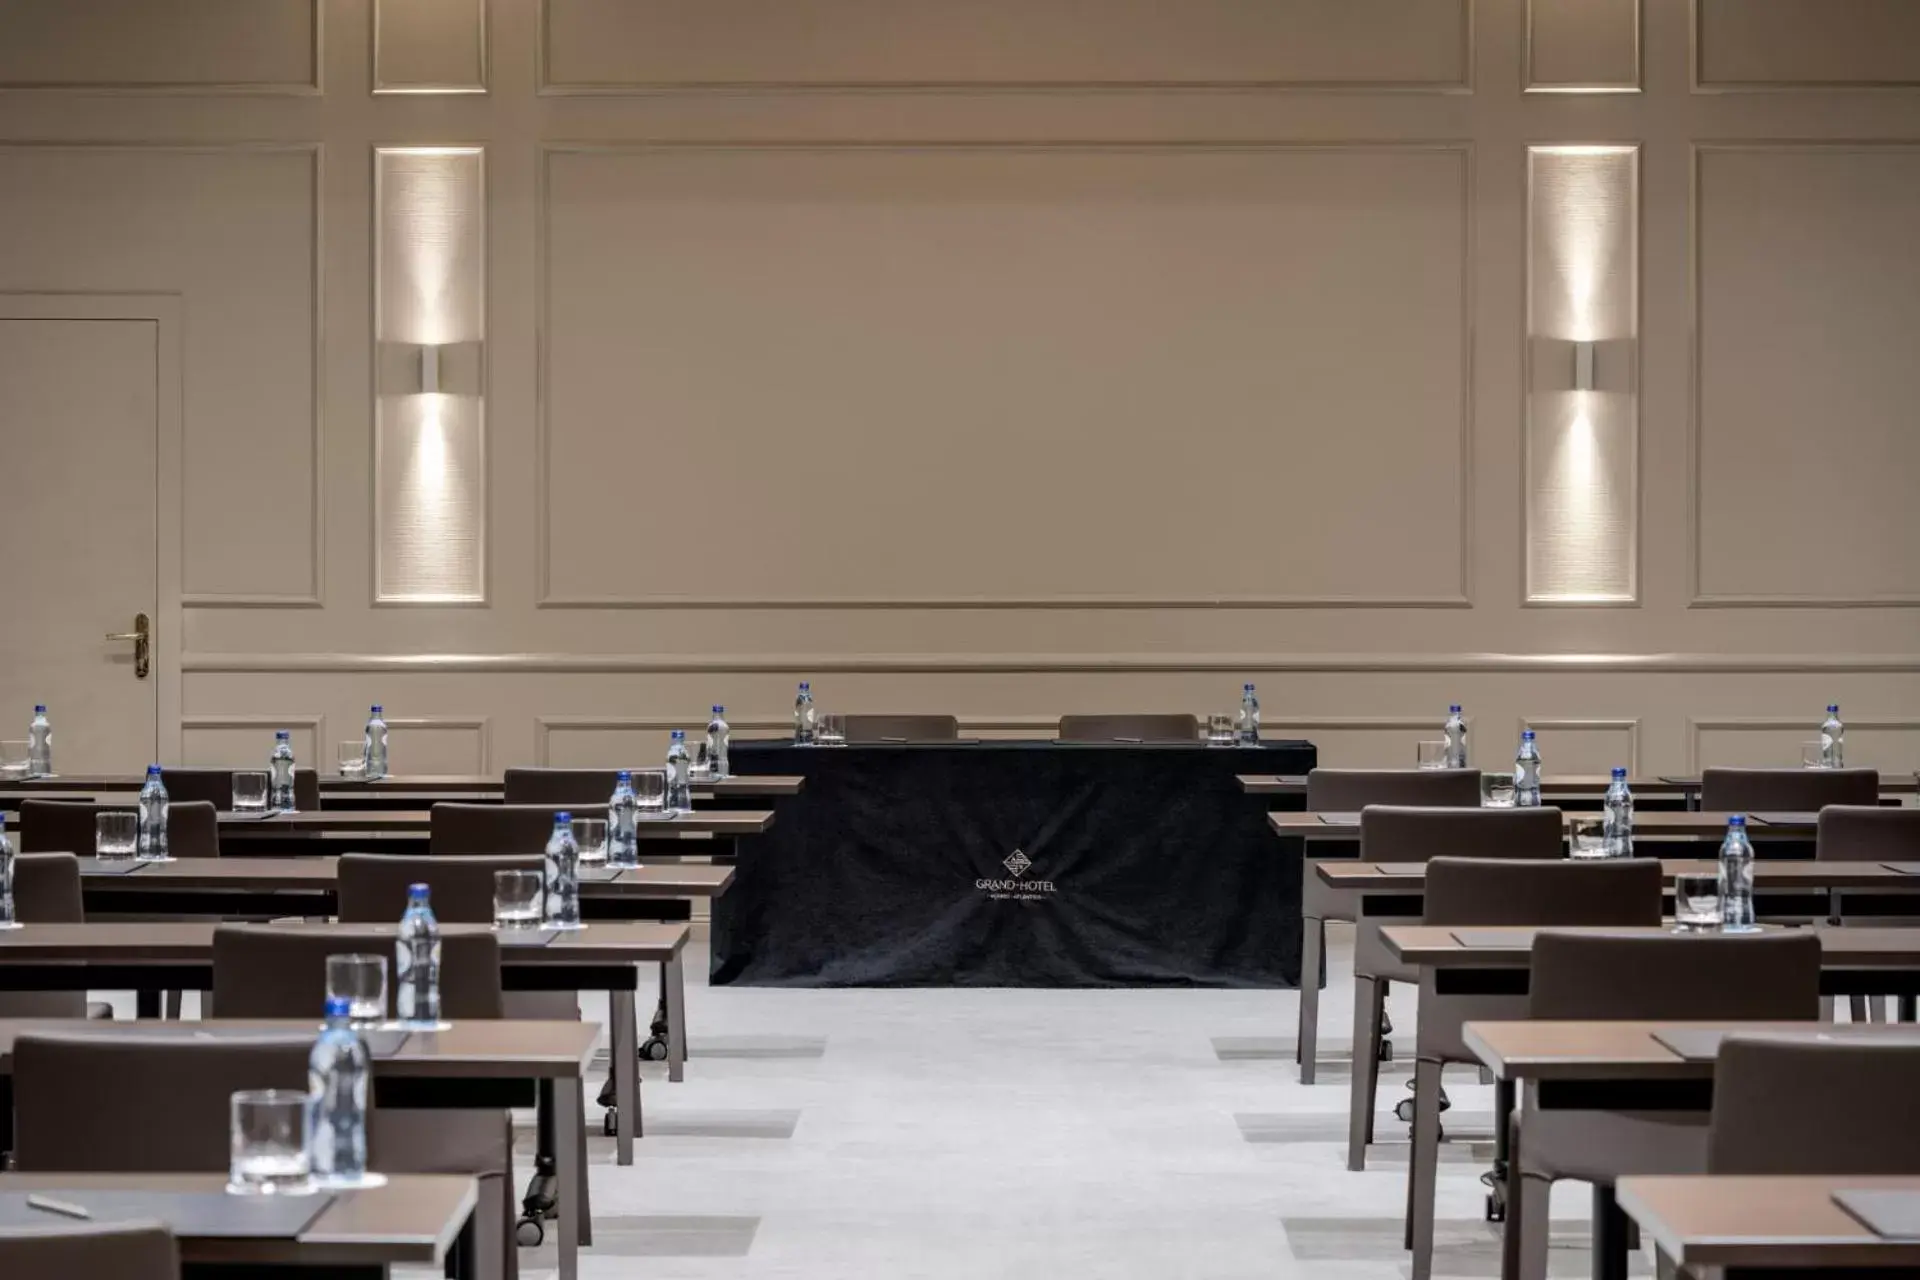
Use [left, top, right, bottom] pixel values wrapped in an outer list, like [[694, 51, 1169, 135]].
[[0, 293, 183, 761]]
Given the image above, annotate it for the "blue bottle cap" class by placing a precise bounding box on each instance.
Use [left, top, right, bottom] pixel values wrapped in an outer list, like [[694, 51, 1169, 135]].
[[33, 705, 45, 714], [147, 764, 162, 775], [275, 729, 290, 739], [371, 705, 383, 714], [1728, 815, 1746, 827], [713, 705, 725, 715], [556, 811, 572, 823], [799, 682, 810, 691], [616, 769, 631, 781], [1522, 729, 1535, 739], [1828, 704, 1840, 713], [671, 729, 685, 740], [407, 883, 429, 899], [324, 996, 351, 1019], [1244, 683, 1255, 691], [1449, 705, 1462, 713], [1612, 766, 1627, 778]]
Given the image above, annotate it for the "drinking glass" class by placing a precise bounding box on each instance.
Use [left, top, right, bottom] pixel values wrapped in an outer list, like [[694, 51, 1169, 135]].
[[816, 714, 846, 746], [493, 870, 544, 930], [337, 741, 367, 779], [0, 740, 29, 781], [1483, 772, 1516, 808], [1568, 815, 1608, 859], [95, 811, 139, 860], [632, 768, 669, 817], [689, 741, 716, 781], [571, 816, 608, 864], [1673, 873, 1723, 932], [1415, 740, 1448, 770], [325, 953, 388, 1026], [1207, 714, 1236, 747], [230, 770, 270, 812], [1802, 741, 1827, 769], [228, 1090, 313, 1195]]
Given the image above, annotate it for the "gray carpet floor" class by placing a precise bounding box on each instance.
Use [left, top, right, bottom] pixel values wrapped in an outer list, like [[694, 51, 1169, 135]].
[[509, 923, 1631, 1278]]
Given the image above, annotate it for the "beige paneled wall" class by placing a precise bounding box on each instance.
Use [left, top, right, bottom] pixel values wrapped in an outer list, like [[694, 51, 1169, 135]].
[[3, 0, 1919, 778]]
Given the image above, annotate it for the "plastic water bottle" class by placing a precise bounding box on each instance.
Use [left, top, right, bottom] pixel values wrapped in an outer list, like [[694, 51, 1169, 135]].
[[269, 730, 297, 811], [1236, 684, 1261, 745], [396, 884, 440, 1025], [544, 812, 581, 929], [607, 771, 639, 868], [363, 706, 389, 780], [1604, 767, 1634, 857], [26, 706, 51, 777], [1443, 705, 1469, 769], [1514, 730, 1542, 807], [1719, 815, 1757, 932], [1820, 704, 1845, 768], [707, 705, 731, 778], [309, 996, 370, 1185], [137, 764, 170, 861], [666, 730, 692, 812], [793, 682, 815, 745], [0, 824, 15, 927]]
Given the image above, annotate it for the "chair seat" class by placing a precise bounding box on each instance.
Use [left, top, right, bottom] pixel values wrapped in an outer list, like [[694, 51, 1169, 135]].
[[1518, 1103, 1709, 1184]]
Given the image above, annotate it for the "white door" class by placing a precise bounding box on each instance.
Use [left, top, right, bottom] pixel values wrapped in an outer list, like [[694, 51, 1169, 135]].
[[0, 317, 160, 771]]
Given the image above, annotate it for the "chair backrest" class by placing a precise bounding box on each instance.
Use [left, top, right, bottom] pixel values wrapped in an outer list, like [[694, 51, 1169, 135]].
[[18, 799, 219, 859], [1055, 714, 1198, 743], [1305, 768, 1483, 811], [338, 853, 543, 925], [1529, 930, 1822, 1020], [11, 1031, 311, 1172], [1, 853, 86, 1015], [1709, 1039, 1920, 1174], [162, 766, 320, 813], [211, 924, 503, 1020], [842, 714, 960, 743], [1817, 805, 1920, 861], [0, 1221, 179, 1279], [1700, 767, 1880, 812], [1421, 856, 1664, 927], [1360, 806, 1564, 862], [430, 802, 568, 856], [503, 768, 621, 806]]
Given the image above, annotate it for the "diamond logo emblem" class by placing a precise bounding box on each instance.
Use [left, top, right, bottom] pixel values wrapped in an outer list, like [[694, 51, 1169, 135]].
[[1003, 849, 1032, 878]]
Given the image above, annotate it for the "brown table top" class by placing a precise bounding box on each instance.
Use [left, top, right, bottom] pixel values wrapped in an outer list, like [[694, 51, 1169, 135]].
[[1615, 1175, 1920, 1271], [74, 854, 734, 899], [0, 919, 688, 964], [1317, 859, 1919, 892], [0, 1172, 477, 1268], [0, 1018, 599, 1079], [1, 808, 774, 835], [1241, 772, 1920, 796], [3, 773, 802, 798], [1381, 923, 1920, 969], [1271, 810, 1816, 839], [1456, 1019, 1920, 1082]]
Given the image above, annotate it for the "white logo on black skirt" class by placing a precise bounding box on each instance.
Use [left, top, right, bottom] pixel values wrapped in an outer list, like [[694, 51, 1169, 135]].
[[976, 848, 1055, 900]]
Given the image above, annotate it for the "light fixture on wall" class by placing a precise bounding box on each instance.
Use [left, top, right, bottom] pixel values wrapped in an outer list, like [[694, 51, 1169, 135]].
[[1525, 144, 1639, 606]]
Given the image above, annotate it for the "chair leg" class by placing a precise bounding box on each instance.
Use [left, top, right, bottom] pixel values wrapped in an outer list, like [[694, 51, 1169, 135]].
[[1515, 1173, 1552, 1280], [1298, 916, 1323, 1084], [1408, 1057, 1442, 1280], [1347, 974, 1382, 1172]]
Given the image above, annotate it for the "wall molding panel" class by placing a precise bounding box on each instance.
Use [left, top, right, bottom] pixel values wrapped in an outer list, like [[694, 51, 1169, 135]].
[[1687, 717, 1920, 772], [381, 714, 493, 773], [374, 0, 487, 94], [180, 713, 327, 767], [1520, 716, 1642, 774], [1525, 0, 1641, 93], [0, 0, 322, 94], [1693, 0, 1920, 91]]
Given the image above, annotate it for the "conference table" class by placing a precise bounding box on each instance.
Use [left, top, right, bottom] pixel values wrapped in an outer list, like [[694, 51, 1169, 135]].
[[1241, 772, 1920, 808], [0, 1018, 597, 1279], [1466, 1021, 1920, 1280], [0, 773, 805, 812], [1270, 809, 1826, 841], [1615, 1174, 1920, 1277], [1381, 925, 1920, 1280], [0, 920, 687, 1163], [721, 738, 1316, 987], [0, 1172, 479, 1280]]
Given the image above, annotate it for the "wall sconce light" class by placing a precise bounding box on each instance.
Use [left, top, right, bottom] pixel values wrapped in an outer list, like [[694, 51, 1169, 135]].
[[1527, 336, 1636, 395], [377, 340, 483, 397], [1573, 340, 1595, 392]]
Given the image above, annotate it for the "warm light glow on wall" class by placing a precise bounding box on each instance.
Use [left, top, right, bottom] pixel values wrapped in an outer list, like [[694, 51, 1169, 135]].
[[375, 147, 485, 603], [1526, 145, 1638, 604]]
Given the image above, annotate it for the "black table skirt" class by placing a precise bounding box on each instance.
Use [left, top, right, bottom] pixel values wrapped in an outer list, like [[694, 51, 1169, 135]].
[[715, 740, 1314, 989]]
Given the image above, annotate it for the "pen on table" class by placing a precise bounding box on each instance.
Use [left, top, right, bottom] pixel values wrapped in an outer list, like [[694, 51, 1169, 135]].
[[27, 1194, 92, 1220]]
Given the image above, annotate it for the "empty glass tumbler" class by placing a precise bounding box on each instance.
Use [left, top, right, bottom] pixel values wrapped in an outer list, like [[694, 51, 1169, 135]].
[[228, 1089, 313, 1195], [1415, 740, 1448, 770], [230, 771, 270, 812], [95, 811, 139, 859], [493, 870, 544, 930], [325, 953, 388, 1026], [631, 768, 669, 817], [571, 816, 608, 864], [1673, 873, 1722, 932], [337, 741, 367, 779]]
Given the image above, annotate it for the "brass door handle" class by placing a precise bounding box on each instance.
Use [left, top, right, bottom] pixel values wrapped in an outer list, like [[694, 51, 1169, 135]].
[[105, 612, 150, 679]]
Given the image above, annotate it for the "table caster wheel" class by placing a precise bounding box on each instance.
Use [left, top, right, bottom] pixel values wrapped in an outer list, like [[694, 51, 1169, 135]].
[[1394, 1097, 1416, 1123], [1485, 1192, 1506, 1223], [1378, 1039, 1395, 1062], [516, 1217, 545, 1247], [641, 1036, 669, 1062], [604, 1107, 618, 1137], [1380, 1010, 1394, 1037]]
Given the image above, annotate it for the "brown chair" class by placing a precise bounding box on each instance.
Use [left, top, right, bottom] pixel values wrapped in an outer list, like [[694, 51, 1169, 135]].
[[1709, 1038, 1920, 1174], [841, 714, 960, 743], [210, 923, 504, 1020], [1055, 714, 1198, 743], [431, 803, 569, 856], [503, 769, 622, 806], [1295, 769, 1487, 1086], [162, 766, 321, 813], [1818, 804, 1920, 861], [0, 1221, 178, 1279], [1700, 766, 1880, 812], [1, 853, 110, 1020], [18, 799, 220, 859], [338, 853, 543, 926], [206, 926, 516, 1278], [1506, 931, 1824, 1280]]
